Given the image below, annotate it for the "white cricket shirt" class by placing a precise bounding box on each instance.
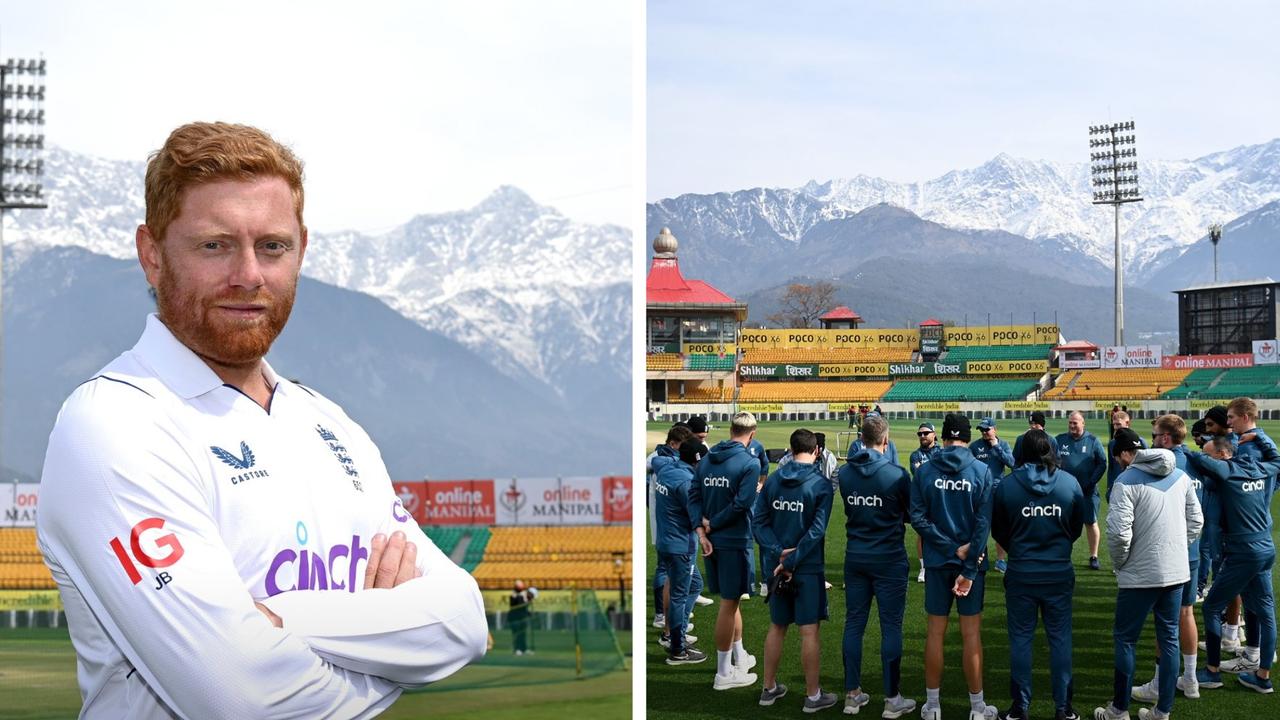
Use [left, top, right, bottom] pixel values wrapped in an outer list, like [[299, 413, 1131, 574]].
[[37, 314, 488, 719]]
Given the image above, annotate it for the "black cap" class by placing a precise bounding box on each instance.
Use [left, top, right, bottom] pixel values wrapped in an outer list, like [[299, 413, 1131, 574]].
[[687, 416, 708, 434], [1113, 427, 1143, 454], [942, 413, 971, 442], [678, 439, 707, 466], [1030, 411, 1046, 427], [1204, 406, 1228, 428], [1191, 419, 1207, 437], [814, 432, 826, 449]]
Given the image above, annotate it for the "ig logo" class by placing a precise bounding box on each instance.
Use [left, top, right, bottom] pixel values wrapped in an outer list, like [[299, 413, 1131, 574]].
[[109, 517, 185, 590]]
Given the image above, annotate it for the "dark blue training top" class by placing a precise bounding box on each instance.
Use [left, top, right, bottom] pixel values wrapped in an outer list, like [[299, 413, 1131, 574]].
[[910, 444, 994, 579], [991, 463, 1085, 582], [690, 439, 761, 550], [839, 447, 912, 564], [752, 460, 833, 575]]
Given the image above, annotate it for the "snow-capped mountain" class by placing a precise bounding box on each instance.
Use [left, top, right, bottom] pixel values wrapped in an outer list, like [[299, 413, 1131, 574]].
[[649, 138, 1280, 280], [3, 146, 630, 397]]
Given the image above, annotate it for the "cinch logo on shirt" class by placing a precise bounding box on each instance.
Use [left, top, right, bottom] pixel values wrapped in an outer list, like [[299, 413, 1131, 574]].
[[934, 477, 971, 491], [704, 476, 731, 488], [772, 498, 804, 512], [1242, 479, 1266, 492], [1022, 504, 1063, 517], [1191, 478, 1202, 492], [265, 521, 369, 596], [847, 494, 883, 507], [211, 441, 271, 485], [109, 517, 184, 586], [655, 483, 670, 496]]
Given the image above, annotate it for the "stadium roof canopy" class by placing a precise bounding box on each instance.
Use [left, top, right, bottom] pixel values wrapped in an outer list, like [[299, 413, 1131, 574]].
[[646, 228, 748, 318], [1173, 276, 1277, 294], [1055, 340, 1099, 351], [919, 318, 944, 327], [820, 305, 862, 321]]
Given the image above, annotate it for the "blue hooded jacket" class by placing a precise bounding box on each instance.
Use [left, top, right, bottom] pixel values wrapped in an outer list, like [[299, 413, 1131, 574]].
[[654, 460, 700, 555], [969, 437, 1015, 480], [849, 438, 900, 466], [839, 448, 912, 563], [1189, 445, 1280, 556], [1054, 431, 1107, 498], [752, 460, 833, 575], [909, 443, 941, 481], [910, 444, 994, 579], [991, 463, 1085, 582], [690, 439, 761, 549], [1170, 444, 1204, 560]]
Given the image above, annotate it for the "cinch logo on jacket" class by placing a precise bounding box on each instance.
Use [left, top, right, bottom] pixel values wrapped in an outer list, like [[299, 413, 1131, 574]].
[[934, 477, 972, 491], [704, 476, 731, 488], [656, 483, 670, 496], [847, 494, 883, 507], [265, 522, 368, 596], [1242, 479, 1265, 492], [772, 498, 804, 512], [1022, 504, 1063, 517]]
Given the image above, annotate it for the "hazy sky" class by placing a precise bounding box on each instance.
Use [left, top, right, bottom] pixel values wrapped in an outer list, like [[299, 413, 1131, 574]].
[[1, 0, 631, 231], [648, 1, 1280, 200]]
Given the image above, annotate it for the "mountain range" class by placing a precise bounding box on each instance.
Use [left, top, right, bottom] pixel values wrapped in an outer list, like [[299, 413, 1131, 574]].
[[2, 146, 630, 480], [647, 138, 1280, 334]]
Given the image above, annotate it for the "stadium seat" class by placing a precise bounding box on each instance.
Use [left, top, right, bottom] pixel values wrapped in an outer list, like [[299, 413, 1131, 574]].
[[646, 353, 683, 370], [943, 344, 1054, 362], [470, 526, 630, 590], [740, 348, 912, 364], [0, 528, 54, 590], [735, 381, 892, 403], [1054, 368, 1191, 399], [880, 378, 1038, 402], [670, 383, 732, 403]]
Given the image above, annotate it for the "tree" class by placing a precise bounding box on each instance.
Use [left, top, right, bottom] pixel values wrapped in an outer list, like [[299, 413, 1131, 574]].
[[766, 281, 838, 328]]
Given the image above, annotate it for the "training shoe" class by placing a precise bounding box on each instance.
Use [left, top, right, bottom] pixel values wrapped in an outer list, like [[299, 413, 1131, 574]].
[[1219, 654, 1260, 673], [652, 613, 665, 628], [735, 651, 758, 672], [760, 583, 770, 599], [842, 691, 868, 714], [1198, 636, 1242, 654], [997, 708, 1026, 720], [1089, 556, 1101, 570], [920, 704, 942, 720], [1194, 587, 1207, 604], [713, 666, 758, 690], [759, 683, 789, 706], [1135, 709, 1168, 720], [804, 690, 839, 713], [881, 694, 916, 718], [917, 567, 926, 583], [1195, 667, 1223, 689], [994, 559, 1008, 574], [1092, 704, 1129, 720], [1176, 673, 1199, 699], [686, 621, 694, 632], [695, 595, 714, 606], [970, 705, 997, 720], [657, 634, 696, 650], [1130, 679, 1158, 703], [741, 592, 752, 601], [1237, 672, 1274, 694], [666, 647, 707, 665], [1056, 707, 1081, 720]]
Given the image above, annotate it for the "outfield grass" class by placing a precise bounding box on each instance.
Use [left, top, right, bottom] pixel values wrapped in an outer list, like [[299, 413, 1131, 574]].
[[0, 625, 631, 720], [646, 417, 1280, 719]]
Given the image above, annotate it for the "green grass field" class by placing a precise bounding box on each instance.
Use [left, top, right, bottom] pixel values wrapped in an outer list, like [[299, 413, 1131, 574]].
[[646, 417, 1280, 719], [0, 625, 631, 720]]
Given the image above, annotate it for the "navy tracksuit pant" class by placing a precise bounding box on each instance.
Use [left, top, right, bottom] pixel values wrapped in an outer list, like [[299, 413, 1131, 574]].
[[1202, 549, 1276, 670], [843, 557, 908, 697], [1005, 573, 1075, 713], [1112, 585, 1181, 715]]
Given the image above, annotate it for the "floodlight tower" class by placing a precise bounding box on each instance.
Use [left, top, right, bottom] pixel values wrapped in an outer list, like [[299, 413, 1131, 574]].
[[0, 55, 49, 478], [1208, 223, 1223, 282], [1088, 120, 1143, 346]]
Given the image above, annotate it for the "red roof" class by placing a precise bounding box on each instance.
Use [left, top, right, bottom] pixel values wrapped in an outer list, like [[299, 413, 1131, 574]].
[[820, 305, 862, 321], [919, 318, 944, 327], [646, 257, 737, 305], [1055, 340, 1098, 351]]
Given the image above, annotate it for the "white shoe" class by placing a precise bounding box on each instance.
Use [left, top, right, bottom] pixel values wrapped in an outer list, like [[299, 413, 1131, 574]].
[[825, 580, 834, 589], [1198, 636, 1241, 654], [1092, 705, 1129, 720], [1136, 709, 1168, 720], [713, 666, 758, 690], [740, 592, 751, 601], [1220, 654, 1260, 673], [653, 613, 666, 628], [1176, 673, 1200, 699], [917, 567, 926, 583], [1130, 679, 1158, 703], [686, 621, 694, 631], [920, 704, 941, 720], [735, 651, 757, 672], [760, 584, 770, 599], [695, 595, 714, 606], [968, 705, 997, 720]]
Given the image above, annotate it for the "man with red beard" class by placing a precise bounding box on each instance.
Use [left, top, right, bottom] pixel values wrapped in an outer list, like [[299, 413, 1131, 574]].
[[36, 122, 487, 719]]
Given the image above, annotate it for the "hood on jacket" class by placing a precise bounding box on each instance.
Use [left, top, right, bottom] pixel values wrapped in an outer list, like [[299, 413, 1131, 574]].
[[931, 444, 979, 474], [777, 459, 819, 487], [655, 444, 677, 458], [849, 448, 892, 477], [1015, 464, 1057, 497], [707, 439, 748, 465], [1129, 448, 1175, 477]]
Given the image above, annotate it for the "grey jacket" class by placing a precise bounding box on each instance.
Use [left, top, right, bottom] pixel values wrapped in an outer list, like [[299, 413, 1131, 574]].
[[1106, 449, 1203, 589]]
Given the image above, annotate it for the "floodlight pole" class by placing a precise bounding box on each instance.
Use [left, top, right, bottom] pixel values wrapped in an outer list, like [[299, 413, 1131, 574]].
[[1209, 223, 1222, 282], [1089, 121, 1143, 346]]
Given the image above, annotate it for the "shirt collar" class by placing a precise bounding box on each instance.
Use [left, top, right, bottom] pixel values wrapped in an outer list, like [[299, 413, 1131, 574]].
[[131, 313, 281, 400]]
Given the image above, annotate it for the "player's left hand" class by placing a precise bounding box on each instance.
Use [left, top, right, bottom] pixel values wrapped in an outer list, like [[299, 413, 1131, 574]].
[[952, 575, 972, 597]]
